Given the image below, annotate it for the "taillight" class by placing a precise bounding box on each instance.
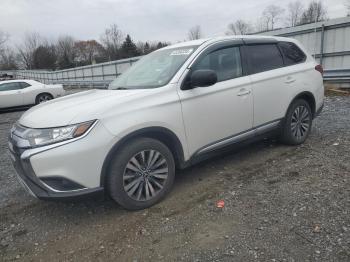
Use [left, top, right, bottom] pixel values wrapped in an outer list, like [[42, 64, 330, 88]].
[[315, 64, 324, 76]]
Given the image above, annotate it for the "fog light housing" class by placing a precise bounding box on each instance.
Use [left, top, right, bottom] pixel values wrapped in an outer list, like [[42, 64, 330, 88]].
[[40, 177, 86, 191]]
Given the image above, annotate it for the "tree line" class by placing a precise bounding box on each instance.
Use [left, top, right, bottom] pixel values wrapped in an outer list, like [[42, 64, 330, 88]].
[[0, 24, 169, 71], [189, 1, 339, 39], [1, 0, 349, 71]]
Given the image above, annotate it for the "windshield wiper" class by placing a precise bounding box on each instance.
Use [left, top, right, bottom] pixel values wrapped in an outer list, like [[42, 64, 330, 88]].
[[114, 87, 128, 90]]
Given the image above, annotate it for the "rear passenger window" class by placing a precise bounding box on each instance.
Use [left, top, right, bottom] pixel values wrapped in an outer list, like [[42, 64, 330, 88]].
[[246, 44, 284, 74], [192, 47, 242, 82], [278, 42, 306, 66]]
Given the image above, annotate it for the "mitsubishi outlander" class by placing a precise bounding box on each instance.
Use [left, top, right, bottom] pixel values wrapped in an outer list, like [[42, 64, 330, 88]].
[[8, 36, 324, 210]]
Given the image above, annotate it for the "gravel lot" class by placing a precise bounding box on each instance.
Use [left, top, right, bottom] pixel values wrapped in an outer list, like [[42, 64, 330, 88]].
[[0, 96, 349, 262]]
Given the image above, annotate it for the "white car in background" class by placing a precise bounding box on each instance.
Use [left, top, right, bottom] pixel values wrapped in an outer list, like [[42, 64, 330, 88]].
[[0, 80, 65, 109]]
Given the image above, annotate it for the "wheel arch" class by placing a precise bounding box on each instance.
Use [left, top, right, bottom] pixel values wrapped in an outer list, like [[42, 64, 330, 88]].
[[288, 91, 316, 118], [100, 126, 186, 187]]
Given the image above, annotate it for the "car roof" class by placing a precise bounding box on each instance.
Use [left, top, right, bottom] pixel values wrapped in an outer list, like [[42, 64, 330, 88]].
[[161, 35, 294, 50], [161, 38, 211, 49], [0, 79, 34, 84]]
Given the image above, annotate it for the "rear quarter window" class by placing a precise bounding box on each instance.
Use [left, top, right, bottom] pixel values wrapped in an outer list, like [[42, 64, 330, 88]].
[[18, 82, 31, 88], [245, 44, 284, 74], [278, 42, 306, 66]]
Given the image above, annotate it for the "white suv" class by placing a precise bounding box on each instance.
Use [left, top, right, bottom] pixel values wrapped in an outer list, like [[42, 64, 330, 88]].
[[8, 36, 324, 210]]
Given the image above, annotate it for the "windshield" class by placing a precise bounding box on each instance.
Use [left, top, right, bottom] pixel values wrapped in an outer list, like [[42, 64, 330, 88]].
[[109, 45, 198, 89]]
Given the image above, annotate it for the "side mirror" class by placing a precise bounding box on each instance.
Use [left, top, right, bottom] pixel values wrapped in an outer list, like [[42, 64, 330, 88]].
[[190, 69, 218, 88]]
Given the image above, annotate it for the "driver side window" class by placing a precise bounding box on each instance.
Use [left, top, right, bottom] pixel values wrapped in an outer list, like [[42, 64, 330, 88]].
[[192, 46, 243, 82]]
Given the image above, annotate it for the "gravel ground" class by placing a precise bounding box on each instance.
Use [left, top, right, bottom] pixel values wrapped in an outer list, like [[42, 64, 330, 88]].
[[0, 96, 349, 262]]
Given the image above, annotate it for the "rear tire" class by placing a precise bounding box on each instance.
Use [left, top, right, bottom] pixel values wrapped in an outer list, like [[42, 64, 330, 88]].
[[35, 93, 53, 104], [280, 99, 312, 145], [106, 137, 175, 210]]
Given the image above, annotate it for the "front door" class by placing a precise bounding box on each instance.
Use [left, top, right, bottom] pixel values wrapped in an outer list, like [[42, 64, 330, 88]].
[[177, 45, 253, 156], [0, 82, 24, 108]]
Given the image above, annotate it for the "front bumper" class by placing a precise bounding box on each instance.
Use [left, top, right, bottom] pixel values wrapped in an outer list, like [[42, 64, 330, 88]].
[[8, 126, 106, 200]]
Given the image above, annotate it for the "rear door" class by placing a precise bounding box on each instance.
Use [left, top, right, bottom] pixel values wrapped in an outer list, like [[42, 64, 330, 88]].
[[178, 42, 253, 156], [242, 43, 289, 127], [0, 82, 24, 108]]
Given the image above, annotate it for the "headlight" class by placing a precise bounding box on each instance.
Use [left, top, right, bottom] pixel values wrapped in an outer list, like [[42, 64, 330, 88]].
[[20, 120, 96, 147]]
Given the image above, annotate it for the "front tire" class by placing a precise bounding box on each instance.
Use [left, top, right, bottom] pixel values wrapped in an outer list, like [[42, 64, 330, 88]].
[[280, 99, 313, 145], [106, 137, 175, 210]]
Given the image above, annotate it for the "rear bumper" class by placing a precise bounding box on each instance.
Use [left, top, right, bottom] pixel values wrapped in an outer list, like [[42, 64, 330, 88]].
[[8, 143, 104, 200]]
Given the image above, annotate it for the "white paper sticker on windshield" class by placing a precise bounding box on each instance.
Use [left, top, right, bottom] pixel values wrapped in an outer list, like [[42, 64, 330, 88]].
[[170, 48, 193, 56]]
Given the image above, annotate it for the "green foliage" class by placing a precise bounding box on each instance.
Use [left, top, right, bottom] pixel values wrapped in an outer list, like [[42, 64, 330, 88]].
[[120, 35, 140, 58]]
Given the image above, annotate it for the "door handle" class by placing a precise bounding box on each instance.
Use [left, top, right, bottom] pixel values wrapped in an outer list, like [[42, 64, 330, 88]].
[[285, 77, 296, 84], [237, 89, 251, 96]]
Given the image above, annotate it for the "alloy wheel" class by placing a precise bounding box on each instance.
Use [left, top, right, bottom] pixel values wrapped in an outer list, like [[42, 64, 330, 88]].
[[123, 150, 169, 201], [38, 95, 52, 103], [291, 105, 310, 140]]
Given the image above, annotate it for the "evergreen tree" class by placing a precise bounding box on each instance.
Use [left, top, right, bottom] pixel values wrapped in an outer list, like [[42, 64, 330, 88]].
[[120, 34, 139, 58], [33, 45, 57, 69], [154, 42, 169, 50], [144, 42, 151, 54], [156, 42, 165, 49]]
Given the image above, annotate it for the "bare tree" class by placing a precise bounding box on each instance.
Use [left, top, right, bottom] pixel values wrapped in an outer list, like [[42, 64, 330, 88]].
[[75, 40, 105, 65], [188, 25, 202, 40], [286, 1, 304, 27], [0, 47, 18, 70], [17, 32, 43, 69], [255, 16, 270, 32], [226, 19, 253, 35], [0, 30, 18, 70], [0, 30, 9, 53], [100, 24, 124, 60], [346, 0, 350, 16], [300, 1, 327, 24], [262, 5, 285, 30]]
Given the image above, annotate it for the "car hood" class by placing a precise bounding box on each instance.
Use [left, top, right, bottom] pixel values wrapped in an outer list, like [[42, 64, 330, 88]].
[[19, 89, 150, 128]]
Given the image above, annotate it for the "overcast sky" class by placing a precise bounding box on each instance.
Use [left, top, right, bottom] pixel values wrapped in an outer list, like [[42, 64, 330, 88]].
[[0, 0, 348, 45]]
